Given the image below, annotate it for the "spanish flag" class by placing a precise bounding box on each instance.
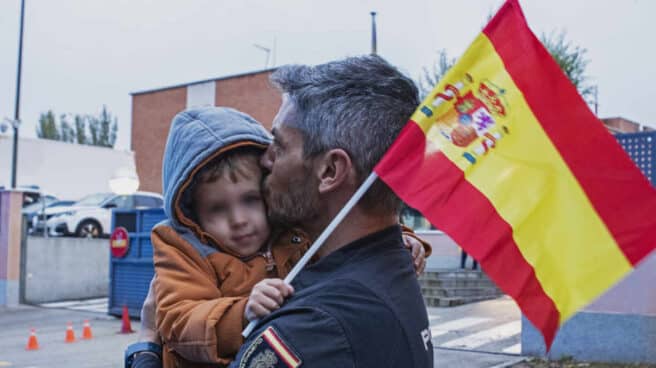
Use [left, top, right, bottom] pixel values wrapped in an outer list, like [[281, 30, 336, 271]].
[[375, 0, 656, 349]]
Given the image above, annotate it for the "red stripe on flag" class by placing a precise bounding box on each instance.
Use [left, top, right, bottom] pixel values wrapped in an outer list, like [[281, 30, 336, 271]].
[[483, 0, 656, 265], [376, 121, 559, 348]]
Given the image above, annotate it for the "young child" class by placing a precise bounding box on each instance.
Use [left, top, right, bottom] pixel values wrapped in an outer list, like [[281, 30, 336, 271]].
[[125, 107, 430, 368]]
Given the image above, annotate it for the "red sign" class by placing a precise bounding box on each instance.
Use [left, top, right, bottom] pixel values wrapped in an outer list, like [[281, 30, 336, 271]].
[[110, 227, 130, 258]]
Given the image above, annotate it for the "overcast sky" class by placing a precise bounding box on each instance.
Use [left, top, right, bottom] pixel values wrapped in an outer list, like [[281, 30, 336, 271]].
[[1, 0, 654, 150]]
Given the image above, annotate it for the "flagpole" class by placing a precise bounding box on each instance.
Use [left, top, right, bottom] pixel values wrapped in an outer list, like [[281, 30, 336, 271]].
[[242, 172, 379, 337]]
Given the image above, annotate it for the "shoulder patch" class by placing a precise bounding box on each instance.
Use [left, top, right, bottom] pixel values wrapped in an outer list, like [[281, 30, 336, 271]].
[[239, 326, 302, 368]]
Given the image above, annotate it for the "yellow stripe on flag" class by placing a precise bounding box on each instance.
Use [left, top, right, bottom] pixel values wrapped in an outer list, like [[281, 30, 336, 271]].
[[413, 33, 632, 322]]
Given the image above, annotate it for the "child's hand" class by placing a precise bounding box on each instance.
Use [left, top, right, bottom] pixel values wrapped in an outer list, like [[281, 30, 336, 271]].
[[245, 278, 294, 321], [403, 234, 426, 276], [139, 276, 161, 344]]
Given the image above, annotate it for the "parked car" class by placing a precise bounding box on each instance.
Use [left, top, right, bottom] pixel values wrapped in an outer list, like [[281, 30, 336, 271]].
[[23, 199, 76, 234], [0, 185, 57, 208], [43, 191, 163, 238]]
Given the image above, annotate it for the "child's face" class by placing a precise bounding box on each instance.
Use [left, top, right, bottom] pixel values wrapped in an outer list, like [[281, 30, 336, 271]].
[[194, 172, 270, 257]]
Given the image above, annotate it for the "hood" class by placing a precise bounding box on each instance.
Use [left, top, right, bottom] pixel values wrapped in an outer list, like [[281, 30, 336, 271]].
[[161, 106, 272, 232]]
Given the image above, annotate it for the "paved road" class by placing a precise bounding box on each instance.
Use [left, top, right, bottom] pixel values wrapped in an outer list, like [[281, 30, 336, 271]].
[[429, 296, 527, 367], [0, 305, 136, 368], [1, 296, 525, 367]]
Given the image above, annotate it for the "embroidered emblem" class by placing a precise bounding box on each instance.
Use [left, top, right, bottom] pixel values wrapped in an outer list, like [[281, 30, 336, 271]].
[[420, 75, 510, 166], [239, 327, 302, 367], [239, 337, 264, 368], [249, 349, 278, 368]]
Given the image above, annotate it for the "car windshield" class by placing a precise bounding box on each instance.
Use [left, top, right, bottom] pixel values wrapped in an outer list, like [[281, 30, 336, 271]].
[[75, 193, 113, 206]]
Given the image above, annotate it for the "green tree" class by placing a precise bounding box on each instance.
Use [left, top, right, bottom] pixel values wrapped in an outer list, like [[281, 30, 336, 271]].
[[59, 114, 75, 143], [74, 115, 86, 144], [36, 110, 60, 140], [36, 107, 118, 148], [88, 115, 100, 146], [540, 30, 594, 100], [97, 105, 118, 148], [419, 31, 594, 102], [418, 49, 456, 99]]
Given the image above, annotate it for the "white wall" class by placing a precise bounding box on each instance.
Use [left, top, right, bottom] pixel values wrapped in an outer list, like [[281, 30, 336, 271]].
[[24, 236, 108, 303], [0, 135, 137, 200]]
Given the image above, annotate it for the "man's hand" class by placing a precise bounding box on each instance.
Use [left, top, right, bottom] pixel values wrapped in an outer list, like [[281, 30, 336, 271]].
[[403, 234, 426, 276], [245, 278, 294, 321]]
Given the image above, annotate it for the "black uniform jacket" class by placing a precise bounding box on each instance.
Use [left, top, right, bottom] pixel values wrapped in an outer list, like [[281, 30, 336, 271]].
[[229, 225, 434, 368]]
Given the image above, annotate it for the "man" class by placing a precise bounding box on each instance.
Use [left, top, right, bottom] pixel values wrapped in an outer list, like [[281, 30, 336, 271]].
[[229, 55, 433, 367]]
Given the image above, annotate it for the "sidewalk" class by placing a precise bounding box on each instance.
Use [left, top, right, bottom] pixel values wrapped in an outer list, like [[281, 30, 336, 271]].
[[1, 296, 529, 368], [0, 305, 137, 368]]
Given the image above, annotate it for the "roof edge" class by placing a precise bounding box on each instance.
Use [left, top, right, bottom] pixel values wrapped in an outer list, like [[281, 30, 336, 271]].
[[130, 67, 278, 96]]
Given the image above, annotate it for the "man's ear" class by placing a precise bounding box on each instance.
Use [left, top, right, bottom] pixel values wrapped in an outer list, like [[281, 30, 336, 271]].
[[316, 148, 353, 194]]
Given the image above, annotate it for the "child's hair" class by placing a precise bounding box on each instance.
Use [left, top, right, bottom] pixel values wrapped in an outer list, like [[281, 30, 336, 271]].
[[180, 146, 264, 224]]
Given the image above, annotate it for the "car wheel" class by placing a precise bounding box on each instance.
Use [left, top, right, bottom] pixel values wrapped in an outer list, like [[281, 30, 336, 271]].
[[76, 220, 102, 238]]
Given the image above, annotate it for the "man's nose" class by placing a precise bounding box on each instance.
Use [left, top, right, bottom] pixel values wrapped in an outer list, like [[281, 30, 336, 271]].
[[260, 146, 273, 171]]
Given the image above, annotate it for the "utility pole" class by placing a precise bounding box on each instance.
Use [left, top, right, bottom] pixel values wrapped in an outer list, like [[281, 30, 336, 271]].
[[11, 0, 26, 189], [370, 11, 377, 55]]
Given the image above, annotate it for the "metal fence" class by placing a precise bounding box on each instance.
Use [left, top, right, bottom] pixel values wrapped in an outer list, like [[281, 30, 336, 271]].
[[616, 131, 656, 185]]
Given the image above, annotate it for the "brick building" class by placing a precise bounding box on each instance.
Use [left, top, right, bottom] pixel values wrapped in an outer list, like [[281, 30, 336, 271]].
[[601, 117, 653, 134], [130, 68, 653, 194], [131, 69, 281, 193]]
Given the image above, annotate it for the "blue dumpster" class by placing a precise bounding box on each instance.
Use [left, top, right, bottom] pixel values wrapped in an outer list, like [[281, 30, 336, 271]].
[[108, 208, 166, 318]]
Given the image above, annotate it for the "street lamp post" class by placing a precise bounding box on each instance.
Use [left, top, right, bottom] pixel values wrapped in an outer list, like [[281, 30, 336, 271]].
[[370, 11, 377, 55], [11, 0, 26, 189]]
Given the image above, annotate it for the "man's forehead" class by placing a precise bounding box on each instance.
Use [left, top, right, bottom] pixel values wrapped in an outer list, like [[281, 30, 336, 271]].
[[273, 95, 296, 125], [272, 99, 300, 139], [271, 124, 298, 143]]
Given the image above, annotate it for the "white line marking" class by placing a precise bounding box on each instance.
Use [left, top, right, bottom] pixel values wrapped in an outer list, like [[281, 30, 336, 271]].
[[40, 298, 108, 312], [502, 343, 521, 354], [430, 317, 491, 338], [74, 297, 108, 305], [69, 304, 108, 313], [440, 320, 521, 349], [40, 300, 80, 308]]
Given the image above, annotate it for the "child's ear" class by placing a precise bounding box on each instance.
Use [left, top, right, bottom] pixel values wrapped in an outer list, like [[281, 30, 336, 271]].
[[316, 148, 353, 194]]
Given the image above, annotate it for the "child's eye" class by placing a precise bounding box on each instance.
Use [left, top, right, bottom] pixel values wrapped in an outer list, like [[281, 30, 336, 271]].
[[243, 195, 262, 205], [210, 205, 226, 213]]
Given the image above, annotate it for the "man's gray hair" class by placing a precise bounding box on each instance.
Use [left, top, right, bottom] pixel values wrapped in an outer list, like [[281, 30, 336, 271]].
[[270, 55, 419, 215]]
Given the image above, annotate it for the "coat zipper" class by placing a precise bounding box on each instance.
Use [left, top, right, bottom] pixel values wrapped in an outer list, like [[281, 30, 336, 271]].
[[262, 242, 276, 274]]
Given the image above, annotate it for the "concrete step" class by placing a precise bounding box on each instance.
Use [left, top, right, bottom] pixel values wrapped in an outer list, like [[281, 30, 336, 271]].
[[420, 270, 488, 281], [419, 269, 505, 307], [421, 286, 502, 298], [419, 278, 496, 288], [423, 294, 502, 307]]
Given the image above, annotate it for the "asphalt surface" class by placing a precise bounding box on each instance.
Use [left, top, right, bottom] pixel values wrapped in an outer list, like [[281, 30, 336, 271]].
[[1, 297, 525, 367]]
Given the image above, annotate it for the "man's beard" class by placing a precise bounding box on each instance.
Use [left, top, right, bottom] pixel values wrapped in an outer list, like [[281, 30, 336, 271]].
[[263, 175, 321, 229]]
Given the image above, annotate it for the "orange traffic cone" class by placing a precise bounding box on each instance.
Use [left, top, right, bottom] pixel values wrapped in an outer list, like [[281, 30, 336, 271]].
[[82, 319, 93, 340], [65, 322, 76, 343], [26, 328, 39, 351], [120, 305, 134, 334]]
